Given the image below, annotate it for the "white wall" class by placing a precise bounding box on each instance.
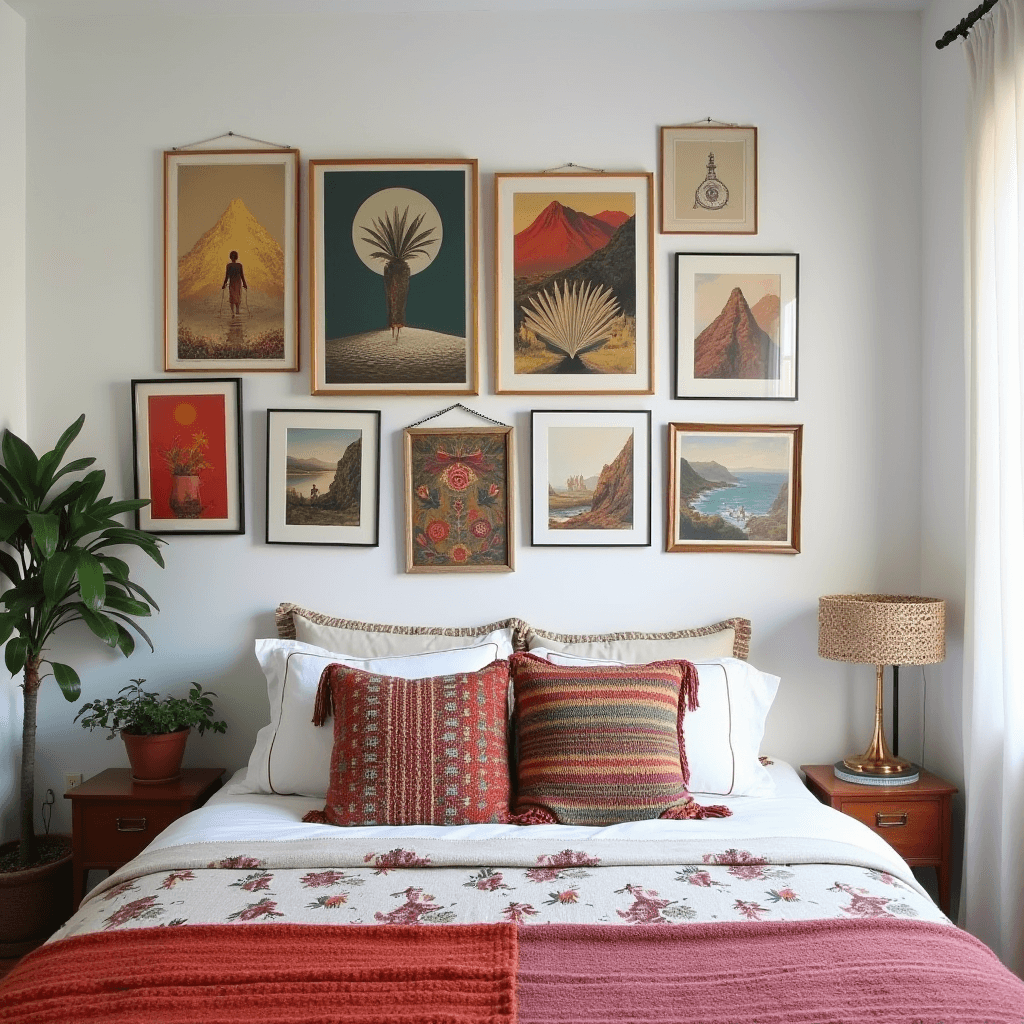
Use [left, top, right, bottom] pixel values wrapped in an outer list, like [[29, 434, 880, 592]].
[[0, 0, 27, 846], [15, 8, 924, 839], [919, 0, 974, 921]]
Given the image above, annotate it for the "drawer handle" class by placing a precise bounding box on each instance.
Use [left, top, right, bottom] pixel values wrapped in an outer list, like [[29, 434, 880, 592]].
[[875, 812, 908, 828], [116, 817, 147, 833]]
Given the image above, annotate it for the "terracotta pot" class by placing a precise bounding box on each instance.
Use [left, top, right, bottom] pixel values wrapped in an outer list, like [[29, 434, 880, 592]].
[[122, 727, 189, 784], [0, 836, 73, 956]]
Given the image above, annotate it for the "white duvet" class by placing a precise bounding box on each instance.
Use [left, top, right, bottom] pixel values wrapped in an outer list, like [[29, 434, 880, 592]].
[[51, 762, 949, 938]]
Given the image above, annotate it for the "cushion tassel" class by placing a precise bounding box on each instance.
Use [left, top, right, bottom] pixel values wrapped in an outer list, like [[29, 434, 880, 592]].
[[311, 665, 335, 726], [677, 659, 700, 788], [504, 807, 559, 825], [660, 798, 732, 820], [301, 809, 330, 824]]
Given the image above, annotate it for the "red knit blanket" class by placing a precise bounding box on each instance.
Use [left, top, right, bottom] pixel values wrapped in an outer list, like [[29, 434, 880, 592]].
[[0, 923, 517, 1024], [517, 918, 1024, 1023]]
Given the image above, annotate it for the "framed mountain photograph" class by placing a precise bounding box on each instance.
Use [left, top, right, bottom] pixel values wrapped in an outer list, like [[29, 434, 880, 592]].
[[404, 425, 514, 573], [531, 410, 651, 547], [131, 378, 244, 535], [675, 252, 798, 400], [164, 149, 300, 372], [310, 159, 479, 395], [266, 409, 381, 546], [666, 423, 802, 554], [660, 124, 757, 234], [494, 172, 654, 395]]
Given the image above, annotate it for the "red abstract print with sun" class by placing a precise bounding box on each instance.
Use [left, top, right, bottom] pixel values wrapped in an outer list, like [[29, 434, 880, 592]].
[[147, 394, 228, 520], [410, 431, 509, 569]]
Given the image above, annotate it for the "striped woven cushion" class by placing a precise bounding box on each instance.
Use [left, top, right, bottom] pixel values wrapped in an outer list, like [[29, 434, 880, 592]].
[[509, 653, 697, 826], [305, 660, 512, 826]]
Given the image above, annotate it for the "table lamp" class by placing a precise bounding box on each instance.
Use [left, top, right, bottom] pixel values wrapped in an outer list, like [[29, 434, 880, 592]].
[[818, 594, 945, 785]]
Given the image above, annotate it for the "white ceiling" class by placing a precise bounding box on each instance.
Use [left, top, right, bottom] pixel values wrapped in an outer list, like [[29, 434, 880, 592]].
[[5, 0, 932, 17]]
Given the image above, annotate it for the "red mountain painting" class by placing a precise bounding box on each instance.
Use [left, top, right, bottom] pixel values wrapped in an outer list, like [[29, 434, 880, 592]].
[[694, 286, 780, 380], [514, 201, 618, 277]]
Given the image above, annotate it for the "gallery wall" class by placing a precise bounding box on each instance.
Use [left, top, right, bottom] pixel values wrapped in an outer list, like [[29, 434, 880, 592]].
[[6, 6, 931, 844]]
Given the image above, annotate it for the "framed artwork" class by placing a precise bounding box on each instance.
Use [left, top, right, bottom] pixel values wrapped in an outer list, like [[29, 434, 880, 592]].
[[265, 409, 381, 546], [666, 423, 802, 554], [404, 426, 514, 573], [163, 149, 300, 372], [131, 378, 244, 535], [675, 252, 798, 400], [531, 410, 651, 547], [309, 159, 479, 395], [493, 172, 654, 395], [660, 125, 757, 234]]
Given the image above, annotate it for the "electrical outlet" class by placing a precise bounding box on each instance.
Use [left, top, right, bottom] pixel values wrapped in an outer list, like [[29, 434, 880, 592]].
[[64, 773, 83, 790]]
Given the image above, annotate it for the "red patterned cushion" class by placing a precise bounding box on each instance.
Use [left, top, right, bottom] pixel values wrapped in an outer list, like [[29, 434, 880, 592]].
[[509, 652, 727, 826], [304, 660, 512, 827]]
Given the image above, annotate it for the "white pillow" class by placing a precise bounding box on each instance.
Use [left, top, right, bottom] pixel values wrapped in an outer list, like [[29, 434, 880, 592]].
[[527, 649, 779, 797], [243, 635, 512, 797]]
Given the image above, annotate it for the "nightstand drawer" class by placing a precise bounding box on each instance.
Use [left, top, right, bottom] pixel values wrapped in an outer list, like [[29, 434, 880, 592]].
[[842, 798, 941, 859], [79, 803, 182, 863]]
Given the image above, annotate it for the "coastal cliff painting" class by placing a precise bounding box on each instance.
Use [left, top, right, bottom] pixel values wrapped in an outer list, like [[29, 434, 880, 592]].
[[675, 253, 798, 400], [164, 149, 299, 372], [266, 410, 380, 546], [531, 410, 651, 546], [666, 423, 801, 554], [495, 173, 653, 394]]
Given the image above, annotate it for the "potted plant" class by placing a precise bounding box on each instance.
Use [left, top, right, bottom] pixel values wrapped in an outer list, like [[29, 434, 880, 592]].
[[0, 415, 163, 950], [76, 679, 226, 782]]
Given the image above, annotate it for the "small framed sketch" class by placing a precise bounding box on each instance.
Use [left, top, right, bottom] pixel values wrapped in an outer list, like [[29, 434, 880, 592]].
[[131, 378, 244, 535], [531, 410, 651, 547], [404, 425, 514, 573], [660, 125, 757, 234], [667, 423, 802, 554], [163, 148, 300, 372], [266, 409, 381, 546], [494, 172, 654, 395], [309, 159, 479, 395], [675, 252, 798, 400]]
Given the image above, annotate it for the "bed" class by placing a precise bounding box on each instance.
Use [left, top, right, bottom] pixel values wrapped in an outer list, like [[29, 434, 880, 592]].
[[2, 608, 1023, 1022]]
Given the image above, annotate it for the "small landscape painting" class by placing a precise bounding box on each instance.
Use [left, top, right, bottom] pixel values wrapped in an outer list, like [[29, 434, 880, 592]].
[[532, 411, 651, 546], [266, 410, 380, 546], [132, 378, 244, 535], [405, 426, 513, 572], [164, 150, 299, 372], [667, 423, 801, 554], [495, 174, 653, 394], [676, 253, 798, 400], [310, 160, 478, 395]]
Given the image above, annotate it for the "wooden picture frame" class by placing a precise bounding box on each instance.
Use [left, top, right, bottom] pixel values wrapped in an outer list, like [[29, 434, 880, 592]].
[[660, 125, 757, 235], [530, 410, 651, 547], [163, 149, 300, 372], [675, 252, 798, 400], [404, 425, 514, 573], [309, 159, 479, 396], [265, 409, 381, 546], [131, 378, 244, 535], [494, 172, 654, 395], [667, 423, 801, 554]]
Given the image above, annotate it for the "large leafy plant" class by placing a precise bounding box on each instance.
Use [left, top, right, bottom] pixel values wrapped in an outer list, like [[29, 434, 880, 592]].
[[0, 416, 164, 868]]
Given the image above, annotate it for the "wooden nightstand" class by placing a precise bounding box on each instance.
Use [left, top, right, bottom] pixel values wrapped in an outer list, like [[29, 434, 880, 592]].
[[64, 767, 224, 909], [801, 764, 957, 915]]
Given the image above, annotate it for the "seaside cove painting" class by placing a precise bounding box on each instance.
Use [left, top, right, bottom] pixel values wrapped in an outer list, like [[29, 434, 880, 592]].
[[164, 150, 299, 372], [667, 424, 801, 554]]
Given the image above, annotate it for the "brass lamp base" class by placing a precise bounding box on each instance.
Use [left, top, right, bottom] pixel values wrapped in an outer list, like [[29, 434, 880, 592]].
[[843, 664, 912, 776]]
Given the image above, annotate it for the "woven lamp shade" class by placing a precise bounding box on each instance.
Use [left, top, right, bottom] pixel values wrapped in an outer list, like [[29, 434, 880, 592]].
[[818, 595, 945, 666]]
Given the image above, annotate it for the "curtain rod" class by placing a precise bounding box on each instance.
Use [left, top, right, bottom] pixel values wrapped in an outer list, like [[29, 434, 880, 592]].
[[936, 0, 1001, 48]]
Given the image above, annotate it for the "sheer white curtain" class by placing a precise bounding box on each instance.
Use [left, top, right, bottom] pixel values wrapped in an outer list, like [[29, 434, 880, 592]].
[[963, 0, 1024, 977]]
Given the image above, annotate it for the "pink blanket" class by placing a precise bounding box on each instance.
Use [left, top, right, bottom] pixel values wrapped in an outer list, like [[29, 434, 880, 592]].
[[517, 918, 1024, 1023]]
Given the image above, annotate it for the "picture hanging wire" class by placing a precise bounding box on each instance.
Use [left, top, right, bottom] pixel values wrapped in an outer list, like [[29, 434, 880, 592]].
[[172, 130, 292, 151], [406, 403, 509, 429], [540, 162, 606, 174], [672, 117, 742, 127]]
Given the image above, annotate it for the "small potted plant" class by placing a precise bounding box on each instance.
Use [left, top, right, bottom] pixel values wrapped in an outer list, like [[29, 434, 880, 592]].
[[76, 679, 226, 783]]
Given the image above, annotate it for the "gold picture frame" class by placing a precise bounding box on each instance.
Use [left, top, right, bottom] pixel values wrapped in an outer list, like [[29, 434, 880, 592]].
[[660, 126, 757, 235]]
